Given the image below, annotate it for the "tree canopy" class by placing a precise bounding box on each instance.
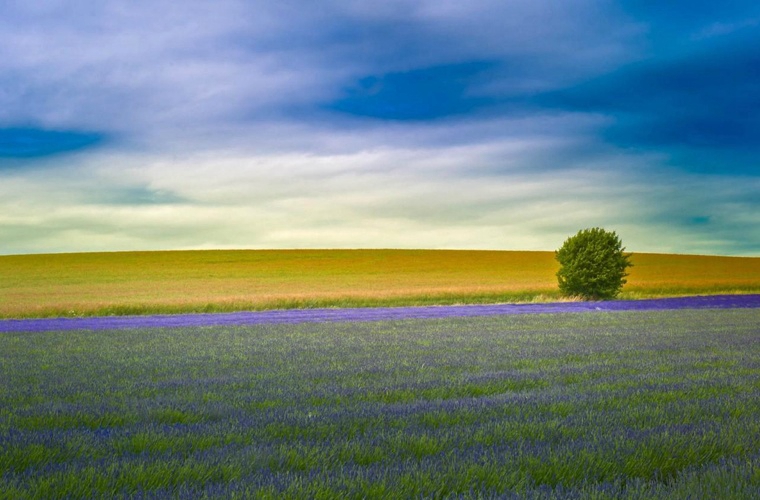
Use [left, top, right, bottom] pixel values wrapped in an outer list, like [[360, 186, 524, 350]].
[[555, 228, 633, 300]]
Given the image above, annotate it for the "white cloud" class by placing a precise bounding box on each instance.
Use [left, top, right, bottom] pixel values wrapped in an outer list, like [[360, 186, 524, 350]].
[[3, 129, 757, 255]]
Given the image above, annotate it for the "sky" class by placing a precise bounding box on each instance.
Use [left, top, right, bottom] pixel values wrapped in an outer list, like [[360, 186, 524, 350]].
[[1, 1, 759, 256]]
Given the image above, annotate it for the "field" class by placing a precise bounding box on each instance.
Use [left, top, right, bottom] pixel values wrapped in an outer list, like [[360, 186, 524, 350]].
[[2, 309, 759, 498], [1, 249, 759, 318]]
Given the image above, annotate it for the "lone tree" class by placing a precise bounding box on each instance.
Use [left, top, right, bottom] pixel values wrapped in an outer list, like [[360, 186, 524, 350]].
[[555, 227, 633, 300]]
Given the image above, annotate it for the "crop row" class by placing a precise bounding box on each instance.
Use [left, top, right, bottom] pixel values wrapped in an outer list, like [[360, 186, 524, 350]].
[[2, 293, 758, 333]]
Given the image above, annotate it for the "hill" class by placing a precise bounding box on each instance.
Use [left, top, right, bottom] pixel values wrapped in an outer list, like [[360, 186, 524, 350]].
[[1, 249, 758, 318]]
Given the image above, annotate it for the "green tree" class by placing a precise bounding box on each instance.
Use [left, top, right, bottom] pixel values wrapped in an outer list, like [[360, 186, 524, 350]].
[[555, 227, 633, 300]]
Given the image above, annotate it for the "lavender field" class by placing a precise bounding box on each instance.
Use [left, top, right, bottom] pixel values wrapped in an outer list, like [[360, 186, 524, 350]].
[[1, 305, 759, 498]]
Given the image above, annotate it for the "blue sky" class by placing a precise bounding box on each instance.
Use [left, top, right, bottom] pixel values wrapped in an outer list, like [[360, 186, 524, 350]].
[[1, 1, 758, 256]]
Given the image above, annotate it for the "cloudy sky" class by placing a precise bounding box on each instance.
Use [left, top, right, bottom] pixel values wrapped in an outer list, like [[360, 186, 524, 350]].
[[1, 1, 759, 256]]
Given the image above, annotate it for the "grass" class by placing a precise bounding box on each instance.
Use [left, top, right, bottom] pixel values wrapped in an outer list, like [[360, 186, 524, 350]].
[[1, 249, 759, 318], [1, 309, 758, 498]]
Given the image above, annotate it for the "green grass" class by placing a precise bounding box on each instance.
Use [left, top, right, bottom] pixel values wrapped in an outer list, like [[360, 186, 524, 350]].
[[1, 309, 759, 497], [1, 249, 759, 318]]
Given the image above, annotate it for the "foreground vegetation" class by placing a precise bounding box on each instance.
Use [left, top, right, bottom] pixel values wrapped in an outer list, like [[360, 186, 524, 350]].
[[2, 309, 759, 498], [1, 249, 759, 318]]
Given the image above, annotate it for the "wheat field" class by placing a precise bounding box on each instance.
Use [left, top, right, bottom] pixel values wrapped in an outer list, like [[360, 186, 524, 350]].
[[1, 249, 758, 318]]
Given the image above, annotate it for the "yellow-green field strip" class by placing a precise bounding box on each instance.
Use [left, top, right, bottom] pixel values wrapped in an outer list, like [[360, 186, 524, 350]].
[[1, 249, 759, 319], [1, 294, 758, 333]]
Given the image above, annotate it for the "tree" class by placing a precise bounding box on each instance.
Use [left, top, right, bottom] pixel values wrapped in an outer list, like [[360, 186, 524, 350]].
[[555, 228, 633, 300]]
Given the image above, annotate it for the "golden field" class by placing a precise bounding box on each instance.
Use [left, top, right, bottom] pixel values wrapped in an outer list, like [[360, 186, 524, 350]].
[[0, 249, 758, 318]]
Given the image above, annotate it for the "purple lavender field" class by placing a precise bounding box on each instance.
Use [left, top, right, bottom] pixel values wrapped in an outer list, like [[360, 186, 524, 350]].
[[1, 302, 759, 498]]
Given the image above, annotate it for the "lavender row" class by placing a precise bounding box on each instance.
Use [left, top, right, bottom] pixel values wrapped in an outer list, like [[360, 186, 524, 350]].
[[1, 294, 759, 332]]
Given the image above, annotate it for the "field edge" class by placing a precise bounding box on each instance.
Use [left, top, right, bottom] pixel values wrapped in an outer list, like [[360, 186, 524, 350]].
[[4, 288, 760, 320]]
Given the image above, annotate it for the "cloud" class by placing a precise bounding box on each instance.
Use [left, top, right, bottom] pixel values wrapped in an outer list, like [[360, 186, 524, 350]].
[[536, 30, 760, 173], [1, 138, 757, 255], [0, 1, 638, 139], [543, 46, 760, 137], [0, 1, 757, 255]]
